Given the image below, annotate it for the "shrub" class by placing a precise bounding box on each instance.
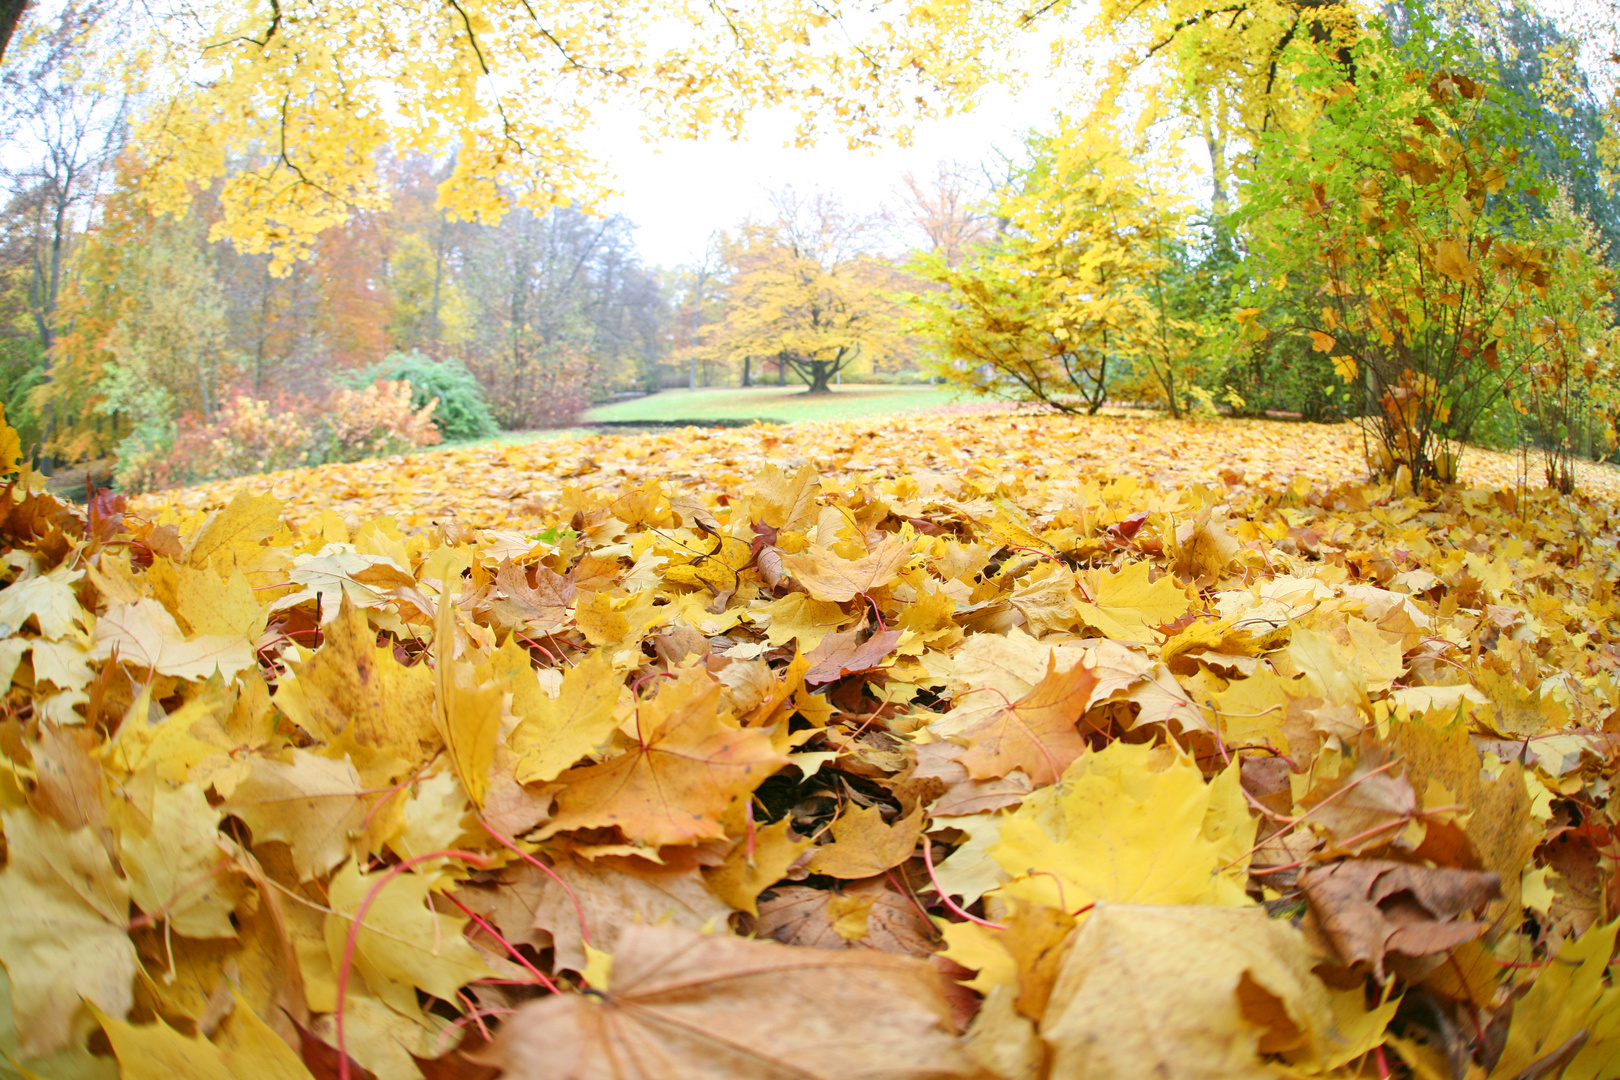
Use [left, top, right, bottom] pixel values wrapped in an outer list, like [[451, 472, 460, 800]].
[[114, 395, 317, 493], [324, 380, 442, 462], [340, 351, 498, 441], [113, 384, 440, 492], [1240, 26, 1615, 483]]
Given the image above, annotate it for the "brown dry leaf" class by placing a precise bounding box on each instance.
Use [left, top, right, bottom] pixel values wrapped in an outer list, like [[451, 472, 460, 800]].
[[755, 877, 936, 957], [539, 669, 789, 847], [781, 537, 914, 603], [1298, 752, 1418, 855], [487, 558, 574, 630], [955, 655, 1098, 785], [476, 923, 982, 1080], [805, 804, 925, 879], [803, 626, 901, 684], [526, 852, 734, 972], [1299, 859, 1500, 978]]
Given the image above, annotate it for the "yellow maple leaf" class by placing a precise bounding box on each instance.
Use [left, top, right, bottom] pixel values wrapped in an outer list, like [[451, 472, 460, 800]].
[[781, 536, 914, 603], [1042, 905, 1395, 1077], [0, 811, 137, 1057], [511, 649, 624, 783], [273, 594, 438, 752], [435, 586, 502, 808], [324, 861, 518, 1012], [1488, 919, 1620, 1079], [987, 740, 1254, 915], [1073, 561, 1191, 643]]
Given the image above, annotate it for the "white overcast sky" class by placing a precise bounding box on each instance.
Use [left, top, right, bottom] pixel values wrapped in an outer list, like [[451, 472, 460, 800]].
[[589, 58, 1083, 269]]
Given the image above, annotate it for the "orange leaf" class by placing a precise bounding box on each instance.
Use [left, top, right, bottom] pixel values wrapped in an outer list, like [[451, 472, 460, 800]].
[[805, 805, 925, 879], [956, 656, 1099, 785], [539, 670, 788, 847], [803, 627, 901, 684], [780, 537, 913, 603]]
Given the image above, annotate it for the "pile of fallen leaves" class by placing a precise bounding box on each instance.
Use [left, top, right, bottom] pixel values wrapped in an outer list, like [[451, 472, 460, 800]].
[[5, 408, 1620, 1080], [135, 413, 1620, 531]]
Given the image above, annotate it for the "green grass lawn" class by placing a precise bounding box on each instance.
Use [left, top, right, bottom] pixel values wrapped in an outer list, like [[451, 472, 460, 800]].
[[428, 383, 969, 457], [582, 383, 963, 425]]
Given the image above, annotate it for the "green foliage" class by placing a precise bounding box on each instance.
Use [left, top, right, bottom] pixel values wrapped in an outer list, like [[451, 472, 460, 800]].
[[0, 336, 47, 456], [1236, 16, 1615, 481], [339, 350, 499, 441]]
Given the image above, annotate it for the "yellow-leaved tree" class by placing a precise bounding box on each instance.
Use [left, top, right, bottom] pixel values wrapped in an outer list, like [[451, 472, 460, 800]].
[[708, 192, 909, 395], [130, 0, 1038, 270], [916, 122, 1209, 416]]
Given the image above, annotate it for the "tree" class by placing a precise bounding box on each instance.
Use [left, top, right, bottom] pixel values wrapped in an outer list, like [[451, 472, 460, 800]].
[[1, 1, 127, 465], [53, 178, 238, 467], [710, 192, 907, 395], [461, 204, 661, 426], [917, 124, 1207, 417], [130, 0, 1041, 269], [1238, 20, 1616, 482], [1069, 0, 1364, 234], [898, 164, 997, 268], [383, 155, 473, 356]]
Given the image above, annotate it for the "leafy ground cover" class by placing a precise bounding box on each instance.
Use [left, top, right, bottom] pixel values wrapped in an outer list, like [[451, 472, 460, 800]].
[[4, 411, 1620, 1079], [580, 383, 958, 426]]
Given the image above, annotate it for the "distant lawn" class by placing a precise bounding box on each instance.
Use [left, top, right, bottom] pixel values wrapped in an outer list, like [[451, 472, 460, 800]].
[[582, 383, 962, 425]]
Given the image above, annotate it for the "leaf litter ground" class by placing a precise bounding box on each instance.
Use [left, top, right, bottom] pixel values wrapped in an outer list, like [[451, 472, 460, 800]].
[[4, 411, 1620, 1080]]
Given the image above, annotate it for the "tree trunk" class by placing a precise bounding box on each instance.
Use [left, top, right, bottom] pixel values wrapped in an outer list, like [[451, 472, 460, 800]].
[[804, 361, 833, 394], [741, 355, 751, 387]]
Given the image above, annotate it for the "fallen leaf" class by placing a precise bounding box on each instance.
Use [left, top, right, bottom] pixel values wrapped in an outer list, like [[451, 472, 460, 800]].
[[955, 655, 1098, 785], [323, 861, 517, 1011], [92, 598, 257, 681], [526, 852, 734, 972], [781, 537, 914, 603], [539, 669, 789, 847], [221, 750, 372, 881], [271, 594, 439, 752], [487, 559, 574, 630], [803, 626, 901, 684], [476, 924, 981, 1080], [806, 804, 925, 879], [510, 650, 623, 784], [1073, 561, 1191, 643], [0, 809, 137, 1056], [704, 818, 813, 915], [1041, 904, 1394, 1078], [756, 877, 936, 957], [1300, 859, 1500, 978]]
